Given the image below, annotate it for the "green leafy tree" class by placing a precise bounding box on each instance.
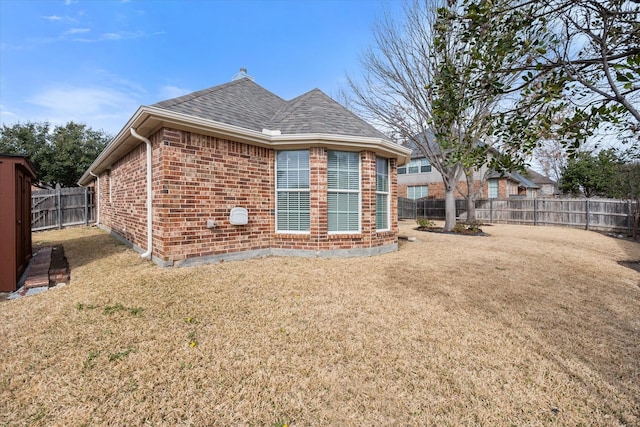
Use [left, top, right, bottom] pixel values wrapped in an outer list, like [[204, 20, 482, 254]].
[[0, 122, 53, 185], [606, 146, 640, 199], [462, 0, 639, 156], [559, 149, 623, 197], [0, 121, 109, 187]]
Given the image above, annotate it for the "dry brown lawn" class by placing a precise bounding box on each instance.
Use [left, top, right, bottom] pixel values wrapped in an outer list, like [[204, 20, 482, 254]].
[[1, 221, 639, 426]]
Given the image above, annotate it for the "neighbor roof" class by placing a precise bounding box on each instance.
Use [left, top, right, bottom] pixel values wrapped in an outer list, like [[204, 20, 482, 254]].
[[523, 168, 557, 185], [487, 170, 540, 189], [153, 78, 387, 139]]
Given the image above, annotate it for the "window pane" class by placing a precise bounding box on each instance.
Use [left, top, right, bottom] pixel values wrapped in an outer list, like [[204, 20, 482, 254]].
[[327, 151, 360, 232], [420, 158, 431, 173], [328, 192, 359, 232], [277, 150, 309, 190], [376, 193, 388, 229], [376, 158, 389, 192], [276, 150, 310, 232], [277, 191, 310, 231], [408, 186, 428, 200], [328, 151, 359, 190], [488, 179, 498, 199]]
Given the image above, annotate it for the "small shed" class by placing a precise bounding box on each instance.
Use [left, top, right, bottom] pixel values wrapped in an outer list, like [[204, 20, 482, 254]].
[[0, 154, 37, 292]]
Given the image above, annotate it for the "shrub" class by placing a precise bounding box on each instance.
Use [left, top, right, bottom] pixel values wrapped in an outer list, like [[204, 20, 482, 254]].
[[416, 217, 436, 228]]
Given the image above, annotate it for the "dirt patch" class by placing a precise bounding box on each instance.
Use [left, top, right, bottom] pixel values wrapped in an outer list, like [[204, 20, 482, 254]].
[[619, 259, 640, 274], [0, 223, 639, 426]]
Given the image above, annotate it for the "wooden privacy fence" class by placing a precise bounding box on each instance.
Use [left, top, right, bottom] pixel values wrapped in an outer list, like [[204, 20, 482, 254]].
[[32, 186, 95, 231], [401, 197, 639, 234], [475, 198, 638, 234]]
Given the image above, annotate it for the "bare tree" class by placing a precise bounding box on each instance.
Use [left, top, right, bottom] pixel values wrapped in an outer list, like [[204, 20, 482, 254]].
[[533, 139, 568, 184], [347, 0, 538, 228]]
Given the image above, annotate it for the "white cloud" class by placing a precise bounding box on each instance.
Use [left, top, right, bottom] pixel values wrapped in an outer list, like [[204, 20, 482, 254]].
[[63, 28, 90, 36], [101, 31, 143, 41], [0, 104, 19, 121], [43, 15, 63, 21], [157, 85, 191, 100], [27, 86, 140, 134]]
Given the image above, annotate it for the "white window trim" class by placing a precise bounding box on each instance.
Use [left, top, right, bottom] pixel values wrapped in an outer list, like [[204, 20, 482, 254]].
[[376, 157, 390, 232], [275, 150, 311, 234], [327, 151, 361, 235]]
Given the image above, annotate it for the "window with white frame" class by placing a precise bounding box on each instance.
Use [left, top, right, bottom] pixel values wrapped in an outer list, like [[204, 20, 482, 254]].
[[276, 150, 310, 232], [488, 179, 498, 199], [327, 151, 360, 233], [376, 157, 390, 231], [397, 158, 431, 174], [407, 185, 428, 200]]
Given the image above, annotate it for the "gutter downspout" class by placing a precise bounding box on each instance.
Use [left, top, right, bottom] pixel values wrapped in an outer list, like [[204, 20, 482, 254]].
[[89, 171, 100, 225], [130, 128, 153, 260]]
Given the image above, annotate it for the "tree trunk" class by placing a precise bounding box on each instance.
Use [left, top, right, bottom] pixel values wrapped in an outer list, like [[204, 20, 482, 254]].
[[444, 187, 457, 231], [465, 172, 477, 223]]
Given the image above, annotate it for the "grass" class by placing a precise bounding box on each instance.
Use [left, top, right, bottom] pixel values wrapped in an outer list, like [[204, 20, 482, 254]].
[[0, 221, 639, 426]]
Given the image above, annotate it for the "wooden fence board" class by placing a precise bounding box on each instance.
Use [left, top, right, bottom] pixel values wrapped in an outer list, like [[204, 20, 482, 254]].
[[405, 197, 638, 233], [32, 187, 95, 231]]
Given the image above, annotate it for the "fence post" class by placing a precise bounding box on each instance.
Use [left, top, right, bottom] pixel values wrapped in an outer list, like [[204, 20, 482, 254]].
[[585, 199, 590, 230], [534, 198, 538, 226], [56, 184, 62, 229], [628, 199, 632, 236], [490, 198, 493, 223]]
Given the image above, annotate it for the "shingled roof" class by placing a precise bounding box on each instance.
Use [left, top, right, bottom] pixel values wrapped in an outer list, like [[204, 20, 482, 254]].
[[153, 77, 386, 139]]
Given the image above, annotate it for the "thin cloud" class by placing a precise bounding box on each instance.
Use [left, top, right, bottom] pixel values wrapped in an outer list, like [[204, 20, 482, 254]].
[[43, 15, 63, 21], [69, 30, 148, 43], [63, 28, 90, 36], [0, 104, 19, 121], [27, 85, 140, 134], [101, 31, 144, 41]]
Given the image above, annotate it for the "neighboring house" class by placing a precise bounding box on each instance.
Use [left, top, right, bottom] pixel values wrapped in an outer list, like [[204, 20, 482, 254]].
[[485, 170, 540, 199], [398, 140, 539, 200], [523, 168, 558, 197], [78, 71, 411, 267]]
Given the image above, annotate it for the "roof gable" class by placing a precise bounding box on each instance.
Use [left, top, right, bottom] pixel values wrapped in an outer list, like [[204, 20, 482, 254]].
[[153, 79, 386, 138], [153, 78, 285, 133], [269, 89, 387, 138]]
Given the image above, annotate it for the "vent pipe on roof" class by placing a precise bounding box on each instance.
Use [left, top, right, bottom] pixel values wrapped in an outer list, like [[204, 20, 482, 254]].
[[232, 67, 254, 82]]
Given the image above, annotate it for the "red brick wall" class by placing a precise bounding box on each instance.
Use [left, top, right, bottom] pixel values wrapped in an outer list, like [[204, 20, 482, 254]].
[[99, 141, 150, 250], [97, 128, 398, 265]]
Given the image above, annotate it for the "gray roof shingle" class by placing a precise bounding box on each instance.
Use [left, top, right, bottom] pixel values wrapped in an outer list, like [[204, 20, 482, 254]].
[[152, 78, 386, 138]]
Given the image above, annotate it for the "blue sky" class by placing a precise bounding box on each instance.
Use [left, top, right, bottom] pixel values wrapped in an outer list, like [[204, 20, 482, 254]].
[[0, 0, 402, 136]]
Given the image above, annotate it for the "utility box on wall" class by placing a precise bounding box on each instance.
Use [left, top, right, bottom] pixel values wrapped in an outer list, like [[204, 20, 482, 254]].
[[0, 155, 37, 292]]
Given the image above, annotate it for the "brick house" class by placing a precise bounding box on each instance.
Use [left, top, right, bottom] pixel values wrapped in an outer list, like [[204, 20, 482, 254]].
[[78, 72, 411, 266], [398, 141, 539, 200]]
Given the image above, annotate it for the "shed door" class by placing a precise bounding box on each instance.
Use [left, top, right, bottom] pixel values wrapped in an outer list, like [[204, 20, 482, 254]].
[[15, 167, 29, 279]]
